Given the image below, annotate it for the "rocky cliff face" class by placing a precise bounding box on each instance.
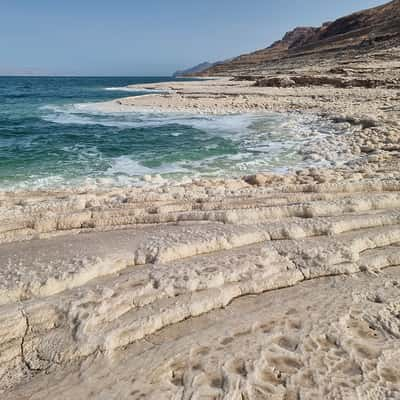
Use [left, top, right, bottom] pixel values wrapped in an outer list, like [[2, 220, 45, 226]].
[[200, 0, 400, 76], [270, 27, 319, 51]]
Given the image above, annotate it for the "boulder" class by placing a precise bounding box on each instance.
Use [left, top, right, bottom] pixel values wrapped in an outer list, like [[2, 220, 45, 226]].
[[255, 77, 296, 88]]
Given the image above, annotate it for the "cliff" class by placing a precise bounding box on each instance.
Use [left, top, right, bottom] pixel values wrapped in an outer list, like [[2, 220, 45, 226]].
[[200, 0, 400, 76]]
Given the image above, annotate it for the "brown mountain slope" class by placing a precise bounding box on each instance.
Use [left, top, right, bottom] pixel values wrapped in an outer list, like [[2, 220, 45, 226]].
[[200, 0, 400, 76]]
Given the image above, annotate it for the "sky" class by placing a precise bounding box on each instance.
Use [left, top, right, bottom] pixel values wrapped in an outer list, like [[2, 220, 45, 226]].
[[0, 0, 389, 76]]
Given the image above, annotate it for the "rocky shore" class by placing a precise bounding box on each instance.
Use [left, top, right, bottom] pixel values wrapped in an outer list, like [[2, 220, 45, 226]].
[[2, 2, 400, 398], [2, 74, 400, 397], [2, 157, 400, 398]]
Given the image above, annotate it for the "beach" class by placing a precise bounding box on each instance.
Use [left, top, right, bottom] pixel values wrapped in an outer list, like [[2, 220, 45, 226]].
[[1, 55, 400, 399], [2, 0, 400, 398], [96, 74, 400, 122]]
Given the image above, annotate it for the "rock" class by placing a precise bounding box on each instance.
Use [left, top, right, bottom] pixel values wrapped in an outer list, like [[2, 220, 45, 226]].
[[328, 67, 349, 75], [243, 174, 278, 186], [201, 0, 400, 78], [360, 146, 376, 154], [360, 118, 379, 129], [255, 75, 383, 89], [255, 77, 296, 88], [244, 174, 268, 186]]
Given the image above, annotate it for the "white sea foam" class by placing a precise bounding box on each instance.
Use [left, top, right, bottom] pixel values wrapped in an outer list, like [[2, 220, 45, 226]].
[[104, 86, 170, 93], [106, 156, 188, 177], [41, 103, 353, 150], [29, 103, 358, 191], [41, 102, 257, 135]]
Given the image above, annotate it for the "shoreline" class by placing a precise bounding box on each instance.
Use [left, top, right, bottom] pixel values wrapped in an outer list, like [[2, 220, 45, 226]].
[[2, 68, 400, 398], [1, 95, 368, 193], [3, 0, 400, 395], [2, 74, 398, 195], [103, 76, 400, 123]]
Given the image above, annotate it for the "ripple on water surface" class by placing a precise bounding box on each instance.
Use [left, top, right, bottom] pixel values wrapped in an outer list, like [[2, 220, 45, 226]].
[[0, 80, 355, 190]]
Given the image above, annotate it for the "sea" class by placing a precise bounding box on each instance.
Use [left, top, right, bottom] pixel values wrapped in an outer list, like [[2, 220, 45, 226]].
[[0, 76, 352, 190]]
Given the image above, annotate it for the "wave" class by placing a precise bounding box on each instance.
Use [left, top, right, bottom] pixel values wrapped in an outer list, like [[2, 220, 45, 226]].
[[40, 102, 258, 134], [25, 103, 358, 193], [106, 156, 188, 177], [104, 86, 170, 93]]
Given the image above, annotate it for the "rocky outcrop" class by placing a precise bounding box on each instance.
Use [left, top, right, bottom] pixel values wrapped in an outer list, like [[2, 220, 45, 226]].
[[254, 75, 394, 89], [1, 3, 400, 398], [1, 173, 400, 398], [201, 0, 400, 77]]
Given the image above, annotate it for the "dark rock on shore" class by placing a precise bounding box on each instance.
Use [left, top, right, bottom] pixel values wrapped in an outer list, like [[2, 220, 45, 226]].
[[199, 0, 400, 77], [254, 75, 395, 89]]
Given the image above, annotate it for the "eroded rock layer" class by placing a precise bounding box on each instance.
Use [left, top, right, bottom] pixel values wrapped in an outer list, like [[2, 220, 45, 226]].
[[201, 0, 400, 77], [2, 2, 400, 396], [1, 170, 400, 398]]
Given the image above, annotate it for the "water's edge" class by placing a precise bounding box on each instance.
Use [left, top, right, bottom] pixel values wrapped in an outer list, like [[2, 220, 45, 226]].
[[0, 77, 354, 190]]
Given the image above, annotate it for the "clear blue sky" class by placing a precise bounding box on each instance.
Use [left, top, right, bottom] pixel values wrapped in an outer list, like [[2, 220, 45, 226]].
[[0, 0, 388, 76]]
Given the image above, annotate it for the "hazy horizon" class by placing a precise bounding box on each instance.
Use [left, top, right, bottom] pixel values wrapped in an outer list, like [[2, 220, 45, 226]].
[[1, 0, 389, 76]]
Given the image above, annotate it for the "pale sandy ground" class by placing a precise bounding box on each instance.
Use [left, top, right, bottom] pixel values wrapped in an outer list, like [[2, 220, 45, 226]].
[[92, 76, 400, 125], [1, 64, 400, 399]]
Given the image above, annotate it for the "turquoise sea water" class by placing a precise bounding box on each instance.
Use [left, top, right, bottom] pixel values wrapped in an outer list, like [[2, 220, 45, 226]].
[[0, 76, 350, 190]]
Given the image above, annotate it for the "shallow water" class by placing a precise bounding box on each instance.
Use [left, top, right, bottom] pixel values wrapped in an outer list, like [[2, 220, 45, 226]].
[[0, 76, 352, 190]]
